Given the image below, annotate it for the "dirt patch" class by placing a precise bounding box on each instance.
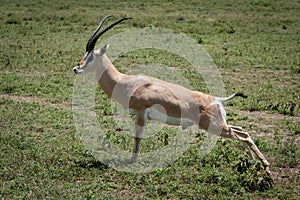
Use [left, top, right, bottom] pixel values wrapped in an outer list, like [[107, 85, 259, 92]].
[[0, 94, 70, 110], [3, 71, 47, 77], [233, 109, 298, 122], [227, 107, 299, 135]]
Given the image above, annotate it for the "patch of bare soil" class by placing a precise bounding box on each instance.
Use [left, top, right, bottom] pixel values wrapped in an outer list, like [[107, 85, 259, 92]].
[[227, 107, 299, 136], [234, 109, 298, 123], [0, 94, 70, 110], [3, 71, 47, 77]]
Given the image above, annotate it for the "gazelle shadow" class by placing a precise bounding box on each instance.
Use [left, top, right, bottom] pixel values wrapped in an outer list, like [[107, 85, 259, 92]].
[[75, 159, 108, 170]]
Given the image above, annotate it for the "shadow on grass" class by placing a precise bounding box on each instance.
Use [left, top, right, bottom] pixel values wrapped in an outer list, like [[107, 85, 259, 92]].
[[76, 159, 109, 170]]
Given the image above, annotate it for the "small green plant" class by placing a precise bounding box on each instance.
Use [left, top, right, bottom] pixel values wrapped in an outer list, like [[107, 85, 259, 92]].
[[235, 156, 273, 191]]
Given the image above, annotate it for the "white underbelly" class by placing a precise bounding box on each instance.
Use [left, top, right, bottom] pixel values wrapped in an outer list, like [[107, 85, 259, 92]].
[[148, 108, 195, 129], [125, 107, 195, 129]]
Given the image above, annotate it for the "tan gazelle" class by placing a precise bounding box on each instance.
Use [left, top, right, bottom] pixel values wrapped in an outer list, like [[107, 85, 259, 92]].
[[73, 16, 270, 174]]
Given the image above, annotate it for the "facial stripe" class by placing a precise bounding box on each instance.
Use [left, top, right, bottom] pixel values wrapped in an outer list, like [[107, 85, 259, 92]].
[[78, 52, 88, 66], [78, 52, 94, 67]]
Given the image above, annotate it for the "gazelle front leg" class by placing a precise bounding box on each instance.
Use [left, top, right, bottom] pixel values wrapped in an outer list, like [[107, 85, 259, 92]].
[[131, 110, 147, 162]]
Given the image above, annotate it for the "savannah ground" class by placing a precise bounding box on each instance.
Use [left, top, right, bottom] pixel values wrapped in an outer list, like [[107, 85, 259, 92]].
[[0, 0, 299, 199]]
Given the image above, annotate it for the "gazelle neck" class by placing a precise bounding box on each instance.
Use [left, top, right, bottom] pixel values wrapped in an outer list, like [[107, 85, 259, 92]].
[[96, 54, 125, 97]]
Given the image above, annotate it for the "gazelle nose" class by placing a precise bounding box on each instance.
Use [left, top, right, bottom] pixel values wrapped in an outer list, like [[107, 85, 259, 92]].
[[73, 67, 84, 74], [73, 68, 79, 74]]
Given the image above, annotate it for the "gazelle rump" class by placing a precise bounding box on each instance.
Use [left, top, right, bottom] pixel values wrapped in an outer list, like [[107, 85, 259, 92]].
[[73, 16, 270, 174]]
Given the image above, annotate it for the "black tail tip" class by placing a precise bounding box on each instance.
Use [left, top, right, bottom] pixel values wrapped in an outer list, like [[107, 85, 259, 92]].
[[235, 92, 248, 98]]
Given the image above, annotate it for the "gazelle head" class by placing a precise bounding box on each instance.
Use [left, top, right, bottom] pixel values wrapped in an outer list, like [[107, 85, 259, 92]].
[[73, 15, 131, 74]]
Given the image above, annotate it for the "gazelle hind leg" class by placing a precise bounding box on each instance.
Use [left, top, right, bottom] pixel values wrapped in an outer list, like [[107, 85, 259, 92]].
[[228, 125, 254, 159], [242, 142, 254, 160], [230, 129, 270, 174], [228, 125, 243, 132]]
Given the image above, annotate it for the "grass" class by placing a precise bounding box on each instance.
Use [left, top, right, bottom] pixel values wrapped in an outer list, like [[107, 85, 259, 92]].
[[0, 0, 299, 199]]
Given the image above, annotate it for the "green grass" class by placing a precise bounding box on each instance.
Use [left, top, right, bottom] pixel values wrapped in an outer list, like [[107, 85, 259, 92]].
[[1, 0, 299, 199]]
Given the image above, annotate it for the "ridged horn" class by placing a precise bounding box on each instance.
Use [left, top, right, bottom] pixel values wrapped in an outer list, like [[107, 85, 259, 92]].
[[85, 16, 132, 53]]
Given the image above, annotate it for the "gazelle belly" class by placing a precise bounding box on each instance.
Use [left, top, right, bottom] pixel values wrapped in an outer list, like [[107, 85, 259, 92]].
[[148, 108, 195, 129]]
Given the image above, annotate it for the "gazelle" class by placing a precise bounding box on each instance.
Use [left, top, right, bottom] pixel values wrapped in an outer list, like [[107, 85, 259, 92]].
[[73, 16, 270, 174]]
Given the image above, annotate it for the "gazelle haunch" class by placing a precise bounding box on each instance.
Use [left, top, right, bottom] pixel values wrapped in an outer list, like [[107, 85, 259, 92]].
[[73, 16, 270, 174]]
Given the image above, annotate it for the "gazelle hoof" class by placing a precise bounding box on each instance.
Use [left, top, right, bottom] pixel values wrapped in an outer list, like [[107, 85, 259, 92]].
[[265, 166, 271, 175]]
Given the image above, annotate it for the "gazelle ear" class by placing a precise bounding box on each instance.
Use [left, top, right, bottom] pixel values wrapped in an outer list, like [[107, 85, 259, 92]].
[[99, 44, 110, 55]]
